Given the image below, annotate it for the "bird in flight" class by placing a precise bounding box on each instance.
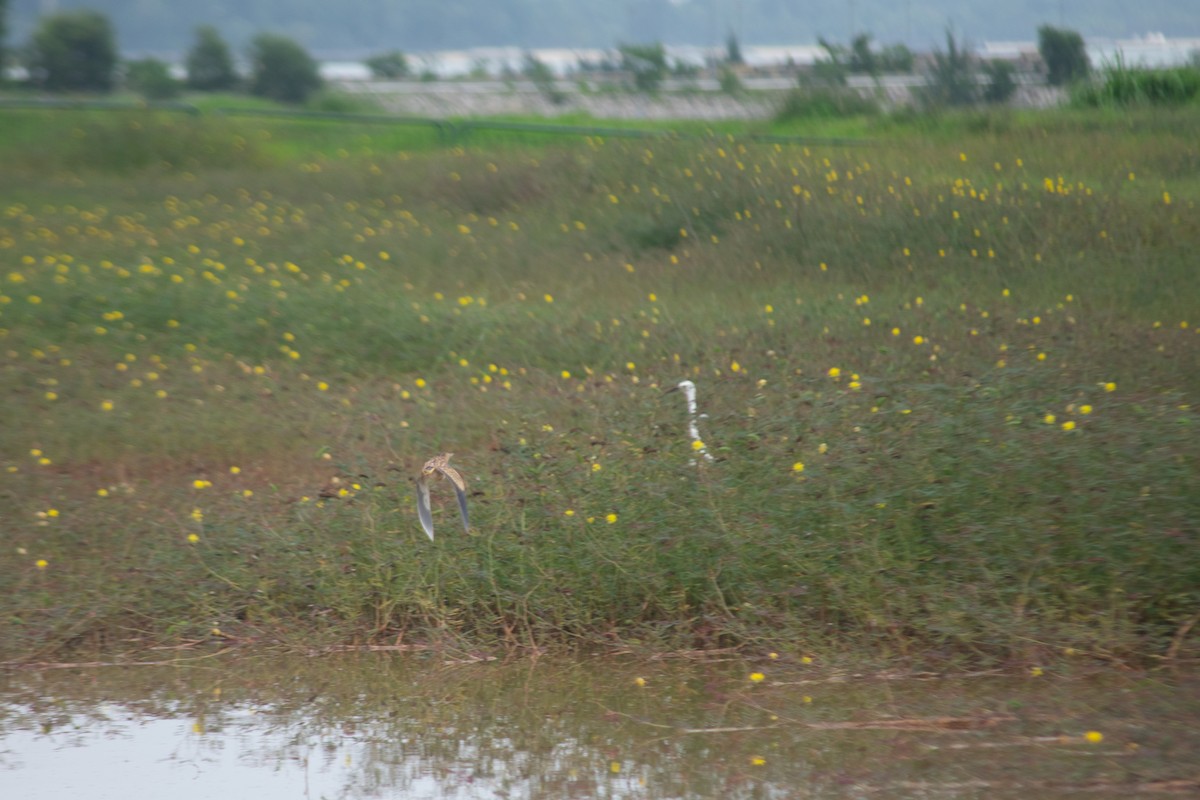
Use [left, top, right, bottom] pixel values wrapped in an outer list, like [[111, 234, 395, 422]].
[[415, 453, 469, 540]]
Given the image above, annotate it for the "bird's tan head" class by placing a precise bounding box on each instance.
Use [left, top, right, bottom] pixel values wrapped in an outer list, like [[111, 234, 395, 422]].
[[422, 452, 453, 475]]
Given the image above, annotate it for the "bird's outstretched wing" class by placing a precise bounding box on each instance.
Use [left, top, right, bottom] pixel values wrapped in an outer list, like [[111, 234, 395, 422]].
[[415, 475, 435, 540], [436, 465, 470, 533]]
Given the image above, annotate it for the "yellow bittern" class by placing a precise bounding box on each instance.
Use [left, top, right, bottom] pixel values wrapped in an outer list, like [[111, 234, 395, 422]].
[[415, 453, 469, 540]]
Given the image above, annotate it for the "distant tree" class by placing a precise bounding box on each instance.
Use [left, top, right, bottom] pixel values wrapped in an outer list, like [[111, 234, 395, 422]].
[[811, 36, 848, 86], [522, 52, 565, 104], [365, 50, 410, 79], [186, 25, 238, 91], [415, 54, 440, 82], [725, 31, 743, 65], [617, 42, 667, 93], [125, 57, 182, 100], [879, 43, 914, 74], [1038, 25, 1090, 86], [247, 34, 322, 104], [25, 10, 117, 92], [982, 59, 1018, 104], [848, 33, 878, 78], [520, 52, 551, 81], [671, 59, 700, 80], [718, 64, 743, 95], [810, 35, 910, 84], [467, 57, 490, 79], [924, 29, 978, 107], [575, 53, 620, 74], [0, 0, 9, 78]]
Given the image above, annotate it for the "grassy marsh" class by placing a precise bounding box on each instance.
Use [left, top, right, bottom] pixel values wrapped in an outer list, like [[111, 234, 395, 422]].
[[1, 106, 1197, 665]]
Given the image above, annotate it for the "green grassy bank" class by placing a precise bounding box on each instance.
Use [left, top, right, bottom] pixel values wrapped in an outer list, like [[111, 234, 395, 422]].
[[1, 106, 1197, 666]]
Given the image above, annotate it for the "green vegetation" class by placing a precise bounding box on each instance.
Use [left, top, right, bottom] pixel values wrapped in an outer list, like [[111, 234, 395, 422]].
[[0, 0, 9, 77], [725, 31, 744, 66], [774, 87, 881, 123], [617, 42, 669, 93], [365, 50, 411, 80], [522, 52, 567, 105], [1039, 25, 1091, 87], [185, 25, 239, 92], [982, 60, 1018, 105], [923, 30, 980, 108], [247, 33, 322, 104], [124, 57, 182, 101], [1073, 62, 1200, 108], [815, 34, 915, 84], [24, 9, 118, 92], [0, 106, 1197, 667], [718, 65, 744, 96]]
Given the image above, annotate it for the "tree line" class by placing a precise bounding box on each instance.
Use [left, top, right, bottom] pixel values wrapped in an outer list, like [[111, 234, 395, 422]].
[[3, 11, 322, 103], [0, 5, 1097, 111]]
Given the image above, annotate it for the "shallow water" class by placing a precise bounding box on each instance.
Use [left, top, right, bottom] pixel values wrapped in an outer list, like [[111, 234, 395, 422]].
[[1, 653, 1197, 799]]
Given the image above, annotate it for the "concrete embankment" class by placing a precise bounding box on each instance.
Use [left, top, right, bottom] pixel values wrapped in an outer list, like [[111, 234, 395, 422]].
[[337, 78, 1065, 119]]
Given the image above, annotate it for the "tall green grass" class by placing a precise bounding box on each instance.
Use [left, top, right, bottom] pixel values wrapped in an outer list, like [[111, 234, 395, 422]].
[[1073, 62, 1200, 108], [0, 107, 1197, 666]]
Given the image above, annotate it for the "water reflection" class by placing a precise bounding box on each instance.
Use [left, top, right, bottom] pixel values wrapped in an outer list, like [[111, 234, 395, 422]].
[[2, 654, 1197, 799]]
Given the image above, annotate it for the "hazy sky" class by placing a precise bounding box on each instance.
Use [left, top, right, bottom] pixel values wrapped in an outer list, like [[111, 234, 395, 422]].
[[7, 0, 1199, 56]]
